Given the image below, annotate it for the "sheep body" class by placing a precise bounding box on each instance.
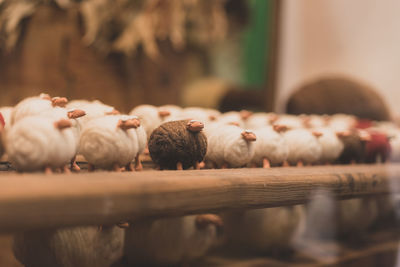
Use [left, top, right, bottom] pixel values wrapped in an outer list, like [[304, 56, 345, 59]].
[[6, 116, 75, 172], [223, 206, 304, 252], [148, 120, 207, 170], [251, 126, 288, 166], [124, 215, 217, 266], [13, 226, 124, 267], [79, 116, 138, 170], [284, 129, 322, 165]]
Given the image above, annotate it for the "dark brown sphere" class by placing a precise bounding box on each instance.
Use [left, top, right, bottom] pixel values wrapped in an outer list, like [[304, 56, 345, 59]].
[[148, 120, 207, 170], [286, 76, 392, 121]]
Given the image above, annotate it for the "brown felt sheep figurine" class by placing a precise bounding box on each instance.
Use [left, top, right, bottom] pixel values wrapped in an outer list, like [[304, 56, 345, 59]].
[[148, 120, 207, 170]]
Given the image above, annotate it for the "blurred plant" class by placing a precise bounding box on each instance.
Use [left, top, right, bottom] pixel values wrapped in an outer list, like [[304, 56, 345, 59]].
[[0, 0, 242, 59]]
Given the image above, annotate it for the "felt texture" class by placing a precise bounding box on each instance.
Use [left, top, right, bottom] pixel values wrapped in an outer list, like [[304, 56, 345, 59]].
[[13, 226, 124, 267], [148, 120, 207, 170], [251, 126, 288, 166], [6, 116, 76, 172], [79, 115, 137, 169], [284, 129, 322, 165], [124, 215, 217, 266]]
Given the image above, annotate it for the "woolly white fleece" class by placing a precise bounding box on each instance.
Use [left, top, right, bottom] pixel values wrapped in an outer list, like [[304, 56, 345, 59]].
[[6, 116, 76, 171], [206, 124, 255, 168], [283, 129, 322, 165], [79, 115, 138, 169], [0, 106, 13, 129], [11, 96, 55, 125], [245, 112, 277, 130], [129, 104, 161, 138], [274, 115, 304, 129], [313, 127, 344, 163], [251, 126, 288, 166]]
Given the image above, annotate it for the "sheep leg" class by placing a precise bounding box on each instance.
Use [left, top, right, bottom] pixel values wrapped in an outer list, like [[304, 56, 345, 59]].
[[221, 163, 228, 169], [297, 161, 304, 167], [44, 166, 52, 174], [194, 162, 200, 170], [113, 163, 123, 172], [88, 164, 95, 172], [350, 159, 356, 165], [125, 162, 134, 172], [263, 158, 271, 168], [70, 156, 80, 172], [144, 146, 149, 155], [135, 155, 143, 171], [283, 160, 290, 167], [212, 162, 218, 169], [195, 214, 223, 229], [176, 162, 183, 170]]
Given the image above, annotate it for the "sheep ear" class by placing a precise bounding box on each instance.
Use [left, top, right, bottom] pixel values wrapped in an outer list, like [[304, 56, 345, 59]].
[[52, 97, 68, 107], [240, 110, 253, 120], [312, 131, 323, 138], [336, 131, 351, 138], [158, 110, 170, 117], [68, 109, 86, 119], [105, 109, 120, 115], [54, 119, 72, 130], [273, 124, 288, 133], [268, 114, 279, 124]]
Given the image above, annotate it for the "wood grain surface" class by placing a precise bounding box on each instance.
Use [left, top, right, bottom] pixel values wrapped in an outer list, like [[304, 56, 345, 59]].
[[0, 164, 398, 233]]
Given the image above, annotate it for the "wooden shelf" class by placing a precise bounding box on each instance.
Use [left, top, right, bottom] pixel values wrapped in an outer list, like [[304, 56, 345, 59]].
[[0, 164, 398, 233]]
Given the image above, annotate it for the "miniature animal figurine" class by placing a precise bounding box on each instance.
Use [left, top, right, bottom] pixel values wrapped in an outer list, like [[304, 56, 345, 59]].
[[313, 127, 344, 164], [327, 113, 358, 132], [179, 107, 213, 124], [79, 115, 140, 171], [10, 94, 68, 125], [283, 128, 322, 166], [6, 116, 76, 173], [13, 225, 124, 267], [251, 125, 288, 168], [364, 129, 391, 163], [273, 114, 305, 129], [124, 214, 222, 266], [128, 116, 147, 171], [216, 110, 249, 128], [245, 112, 278, 130], [71, 100, 119, 126], [336, 130, 371, 164], [158, 105, 183, 122], [223, 206, 304, 253], [129, 104, 166, 138], [148, 120, 207, 170], [206, 124, 256, 168]]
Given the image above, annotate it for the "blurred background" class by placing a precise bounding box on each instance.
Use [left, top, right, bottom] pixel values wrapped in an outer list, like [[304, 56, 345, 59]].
[[1, 0, 400, 119]]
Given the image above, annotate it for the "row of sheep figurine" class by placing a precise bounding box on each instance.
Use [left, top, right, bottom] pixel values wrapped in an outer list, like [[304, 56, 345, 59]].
[[0, 94, 398, 266], [0, 94, 399, 173]]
